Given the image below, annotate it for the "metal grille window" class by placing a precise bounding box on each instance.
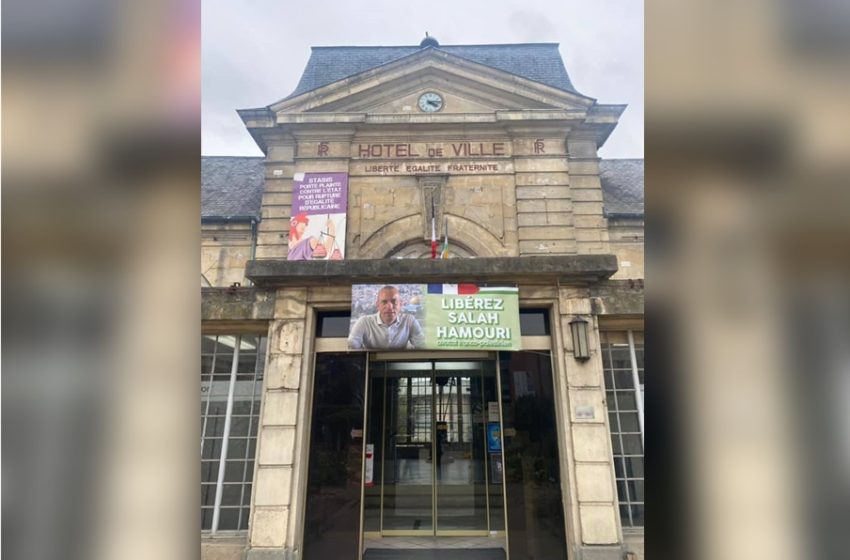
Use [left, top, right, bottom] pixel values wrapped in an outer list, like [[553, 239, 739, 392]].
[[435, 376, 472, 444], [601, 330, 644, 528], [201, 334, 267, 532], [394, 377, 474, 444], [396, 377, 433, 443]]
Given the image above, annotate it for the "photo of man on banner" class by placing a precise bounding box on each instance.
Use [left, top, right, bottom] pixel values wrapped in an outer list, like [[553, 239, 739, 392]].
[[348, 285, 425, 350]]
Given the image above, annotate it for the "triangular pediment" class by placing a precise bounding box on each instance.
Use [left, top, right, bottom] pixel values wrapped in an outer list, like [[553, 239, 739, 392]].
[[270, 47, 595, 115]]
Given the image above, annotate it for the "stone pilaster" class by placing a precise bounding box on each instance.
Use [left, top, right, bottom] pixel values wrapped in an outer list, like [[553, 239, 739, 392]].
[[558, 287, 623, 558], [566, 139, 610, 256], [247, 288, 308, 560], [512, 132, 576, 255], [255, 140, 296, 260]]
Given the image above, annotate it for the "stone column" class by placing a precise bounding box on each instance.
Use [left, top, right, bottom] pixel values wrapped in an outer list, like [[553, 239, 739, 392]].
[[247, 288, 308, 560], [558, 287, 623, 560]]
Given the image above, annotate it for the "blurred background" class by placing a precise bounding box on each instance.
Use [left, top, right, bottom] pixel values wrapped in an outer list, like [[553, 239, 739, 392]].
[[3, 1, 200, 559], [646, 1, 850, 559], [3, 0, 849, 559], [645, 0, 850, 560]]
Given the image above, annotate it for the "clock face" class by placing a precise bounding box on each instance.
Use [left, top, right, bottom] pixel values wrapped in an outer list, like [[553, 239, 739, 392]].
[[418, 92, 443, 112]]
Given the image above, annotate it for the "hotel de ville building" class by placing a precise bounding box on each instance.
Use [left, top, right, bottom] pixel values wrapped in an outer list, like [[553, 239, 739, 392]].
[[201, 35, 644, 560]]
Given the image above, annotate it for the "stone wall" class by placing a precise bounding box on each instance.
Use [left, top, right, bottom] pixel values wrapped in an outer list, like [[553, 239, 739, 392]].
[[608, 217, 644, 281], [624, 532, 645, 560], [202, 222, 255, 287], [201, 539, 246, 560]]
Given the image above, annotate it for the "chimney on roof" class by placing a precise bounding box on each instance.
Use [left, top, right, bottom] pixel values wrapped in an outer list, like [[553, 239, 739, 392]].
[[420, 32, 439, 48]]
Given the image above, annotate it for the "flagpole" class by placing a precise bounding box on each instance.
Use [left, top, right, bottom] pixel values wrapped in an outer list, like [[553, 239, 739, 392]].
[[431, 197, 437, 259], [442, 217, 449, 258]]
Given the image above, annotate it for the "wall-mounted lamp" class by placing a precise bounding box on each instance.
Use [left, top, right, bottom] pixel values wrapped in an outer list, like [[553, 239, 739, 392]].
[[569, 318, 590, 361]]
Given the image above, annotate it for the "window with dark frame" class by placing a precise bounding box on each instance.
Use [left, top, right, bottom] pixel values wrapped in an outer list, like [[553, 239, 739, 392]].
[[315, 310, 351, 338]]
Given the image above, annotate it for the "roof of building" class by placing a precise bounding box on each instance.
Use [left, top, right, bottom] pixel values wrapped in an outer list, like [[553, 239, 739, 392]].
[[201, 156, 265, 220], [286, 43, 579, 100], [599, 159, 644, 217], [201, 156, 644, 220]]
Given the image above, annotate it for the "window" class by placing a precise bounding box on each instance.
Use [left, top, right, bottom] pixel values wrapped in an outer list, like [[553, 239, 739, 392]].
[[201, 334, 267, 532], [315, 310, 351, 338], [499, 351, 568, 558], [601, 330, 644, 528], [519, 308, 551, 336]]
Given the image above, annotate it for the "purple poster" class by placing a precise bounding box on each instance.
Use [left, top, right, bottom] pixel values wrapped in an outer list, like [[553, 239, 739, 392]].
[[288, 172, 348, 261]]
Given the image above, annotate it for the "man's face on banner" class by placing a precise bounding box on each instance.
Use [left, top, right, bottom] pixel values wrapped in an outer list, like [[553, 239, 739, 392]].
[[376, 287, 401, 325]]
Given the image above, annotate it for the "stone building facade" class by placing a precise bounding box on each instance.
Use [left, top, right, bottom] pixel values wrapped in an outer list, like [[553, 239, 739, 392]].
[[202, 38, 644, 560]]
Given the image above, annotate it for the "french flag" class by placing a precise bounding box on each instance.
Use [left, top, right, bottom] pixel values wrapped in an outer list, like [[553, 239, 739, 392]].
[[427, 283, 479, 294]]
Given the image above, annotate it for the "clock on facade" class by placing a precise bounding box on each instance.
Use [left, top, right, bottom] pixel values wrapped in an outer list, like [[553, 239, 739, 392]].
[[417, 91, 443, 112]]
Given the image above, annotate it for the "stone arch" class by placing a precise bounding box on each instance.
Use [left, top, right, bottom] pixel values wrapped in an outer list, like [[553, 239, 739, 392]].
[[358, 213, 506, 259], [358, 214, 420, 258]]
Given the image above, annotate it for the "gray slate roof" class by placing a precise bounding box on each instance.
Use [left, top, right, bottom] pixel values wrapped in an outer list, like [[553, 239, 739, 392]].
[[287, 43, 579, 99], [201, 156, 265, 220], [599, 159, 644, 217], [201, 157, 644, 220]]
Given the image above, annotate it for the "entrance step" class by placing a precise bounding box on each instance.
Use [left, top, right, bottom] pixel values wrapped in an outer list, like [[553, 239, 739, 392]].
[[363, 550, 506, 560]]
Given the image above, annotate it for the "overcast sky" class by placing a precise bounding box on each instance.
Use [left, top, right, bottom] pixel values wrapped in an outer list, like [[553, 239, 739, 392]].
[[202, 0, 643, 159]]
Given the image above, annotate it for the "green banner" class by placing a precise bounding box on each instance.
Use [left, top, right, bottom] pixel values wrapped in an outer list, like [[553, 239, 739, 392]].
[[348, 283, 520, 351], [423, 286, 520, 350]]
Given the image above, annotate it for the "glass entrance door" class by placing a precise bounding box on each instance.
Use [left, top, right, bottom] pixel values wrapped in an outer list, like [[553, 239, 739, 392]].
[[381, 362, 433, 533], [363, 359, 505, 537]]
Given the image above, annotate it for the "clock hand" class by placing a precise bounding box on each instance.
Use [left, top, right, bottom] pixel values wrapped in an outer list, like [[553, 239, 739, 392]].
[[428, 99, 439, 107]]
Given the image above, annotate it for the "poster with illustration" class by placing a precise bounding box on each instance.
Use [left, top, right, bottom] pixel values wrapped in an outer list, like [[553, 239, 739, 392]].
[[287, 172, 348, 261]]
